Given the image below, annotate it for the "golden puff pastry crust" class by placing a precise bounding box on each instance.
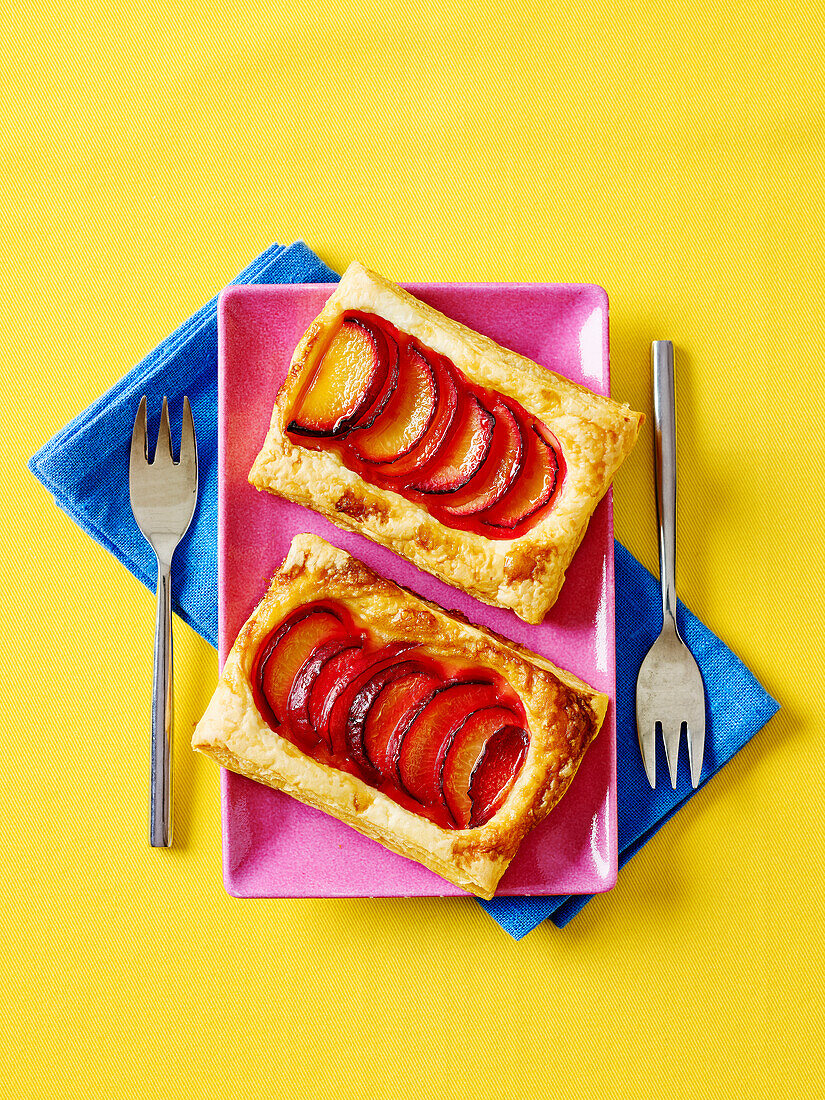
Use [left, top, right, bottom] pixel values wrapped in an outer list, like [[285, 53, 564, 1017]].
[[248, 262, 643, 623], [192, 533, 608, 899]]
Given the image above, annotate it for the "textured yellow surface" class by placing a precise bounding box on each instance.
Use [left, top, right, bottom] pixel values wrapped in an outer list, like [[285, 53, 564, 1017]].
[[2, 0, 823, 1096]]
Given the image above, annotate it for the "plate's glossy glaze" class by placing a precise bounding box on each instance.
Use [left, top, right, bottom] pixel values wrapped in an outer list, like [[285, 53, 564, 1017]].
[[218, 283, 617, 897]]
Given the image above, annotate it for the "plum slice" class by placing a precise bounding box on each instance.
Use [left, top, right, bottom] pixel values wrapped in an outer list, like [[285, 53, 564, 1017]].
[[374, 352, 460, 479], [344, 659, 433, 775], [468, 725, 529, 828], [350, 342, 438, 463], [407, 393, 495, 494], [307, 644, 366, 748], [351, 324, 400, 431], [439, 397, 524, 517], [362, 670, 442, 775], [287, 316, 390, 438], [396, 680, 501, 805], [324, 642, 420, 759], [477, 418, 564, 530], [252, 606, 349, 735], [441, 706, 525, 828], [286, 638, 356, 745]]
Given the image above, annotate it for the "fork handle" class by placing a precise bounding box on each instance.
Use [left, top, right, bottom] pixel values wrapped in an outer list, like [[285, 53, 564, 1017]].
[[150, 558, 173, 847], [652, 341, 678, 627]]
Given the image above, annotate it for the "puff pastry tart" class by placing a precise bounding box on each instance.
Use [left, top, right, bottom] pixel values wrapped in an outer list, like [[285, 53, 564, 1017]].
[[248, 263, 643, 623], [192, 534, 608, 899]]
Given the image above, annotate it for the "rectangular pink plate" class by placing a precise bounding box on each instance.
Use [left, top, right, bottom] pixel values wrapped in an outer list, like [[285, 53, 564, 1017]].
[[218, 283, 617, 897]]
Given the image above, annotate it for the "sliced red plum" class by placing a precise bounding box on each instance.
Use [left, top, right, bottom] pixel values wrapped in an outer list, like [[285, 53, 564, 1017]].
[[477, 417, 563, 530], [325, 642, 420, 758], [468, 724, 529, 828], [407, 393, 495, 494], [374, 351, 459, 479], [350, 321, 400, 431], [350, 341, 438, 463], [362, 670, 443, 775], [344, 659, 434, 775], [441, 705, 524, 828], [439, 396, 524, 517], [396, 680, 502, 806], [285, 638, 357, 745], [307, 644, 366, 748], [253, 605, 349, 732], [287, 316, 390, 438]]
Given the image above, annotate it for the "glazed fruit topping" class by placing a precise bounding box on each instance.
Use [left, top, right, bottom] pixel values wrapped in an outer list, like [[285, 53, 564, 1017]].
[[344, 658, 432, 775], [252, 601, 529, 829], [441, 706, 529, 828], [477, 417, 562, 529], [285, 312, 565, 538], [396, 680, 502, 806], [251, 606, 349, 739], [362, 669, 441, 775], [287, 316, 397, 438], [408, 394, 494, 494], [468, 723, 530, 827], [350, 334, 438, 464], [307, 644, 365, 748], [325, 642, 419, 758], [374, 351, 459, 479], [439, 396, 523, 517]]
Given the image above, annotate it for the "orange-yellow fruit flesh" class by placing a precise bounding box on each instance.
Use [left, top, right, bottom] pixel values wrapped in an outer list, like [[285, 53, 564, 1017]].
[[261, 612, 344, 721], [292, 322, 378, 432], [352, 346, 435, 462], [479, 423, 557, 527]]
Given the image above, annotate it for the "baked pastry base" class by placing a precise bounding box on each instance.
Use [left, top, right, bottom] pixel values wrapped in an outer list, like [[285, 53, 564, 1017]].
[[192, 534, 608, 899], [249, 263, 643, 623]]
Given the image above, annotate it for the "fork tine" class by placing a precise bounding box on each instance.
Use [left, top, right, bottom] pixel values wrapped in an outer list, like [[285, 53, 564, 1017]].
[[662, 723, 682, 789], [688, 714, 705, 788], [154, 396, 173, 465], [179, 396, 197, 479], [638, 721, 656, 788], [130, 395, 148, 471]]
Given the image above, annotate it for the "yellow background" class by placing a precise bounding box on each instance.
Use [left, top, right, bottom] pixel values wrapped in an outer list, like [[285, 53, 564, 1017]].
[[2, 0, 822, 1096]]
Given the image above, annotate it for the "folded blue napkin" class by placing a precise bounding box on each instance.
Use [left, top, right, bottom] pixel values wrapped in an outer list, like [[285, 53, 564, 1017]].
[[29, 241, 778, 937]]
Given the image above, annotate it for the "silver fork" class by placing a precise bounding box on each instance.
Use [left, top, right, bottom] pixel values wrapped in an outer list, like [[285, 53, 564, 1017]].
[[129, 396, 198, 846], [636, 342, 706, 789]]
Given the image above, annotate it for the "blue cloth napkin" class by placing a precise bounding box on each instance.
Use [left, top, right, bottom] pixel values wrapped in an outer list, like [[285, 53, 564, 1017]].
[[29, 241, 779, 937]]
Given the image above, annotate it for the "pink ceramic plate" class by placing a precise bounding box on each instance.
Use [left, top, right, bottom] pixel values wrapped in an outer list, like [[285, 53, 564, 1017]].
[[218, 283, 617, 897]]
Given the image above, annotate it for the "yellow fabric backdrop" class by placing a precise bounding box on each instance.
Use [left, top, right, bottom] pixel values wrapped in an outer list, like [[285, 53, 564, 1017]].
[[2, 0, 822, 1096]]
